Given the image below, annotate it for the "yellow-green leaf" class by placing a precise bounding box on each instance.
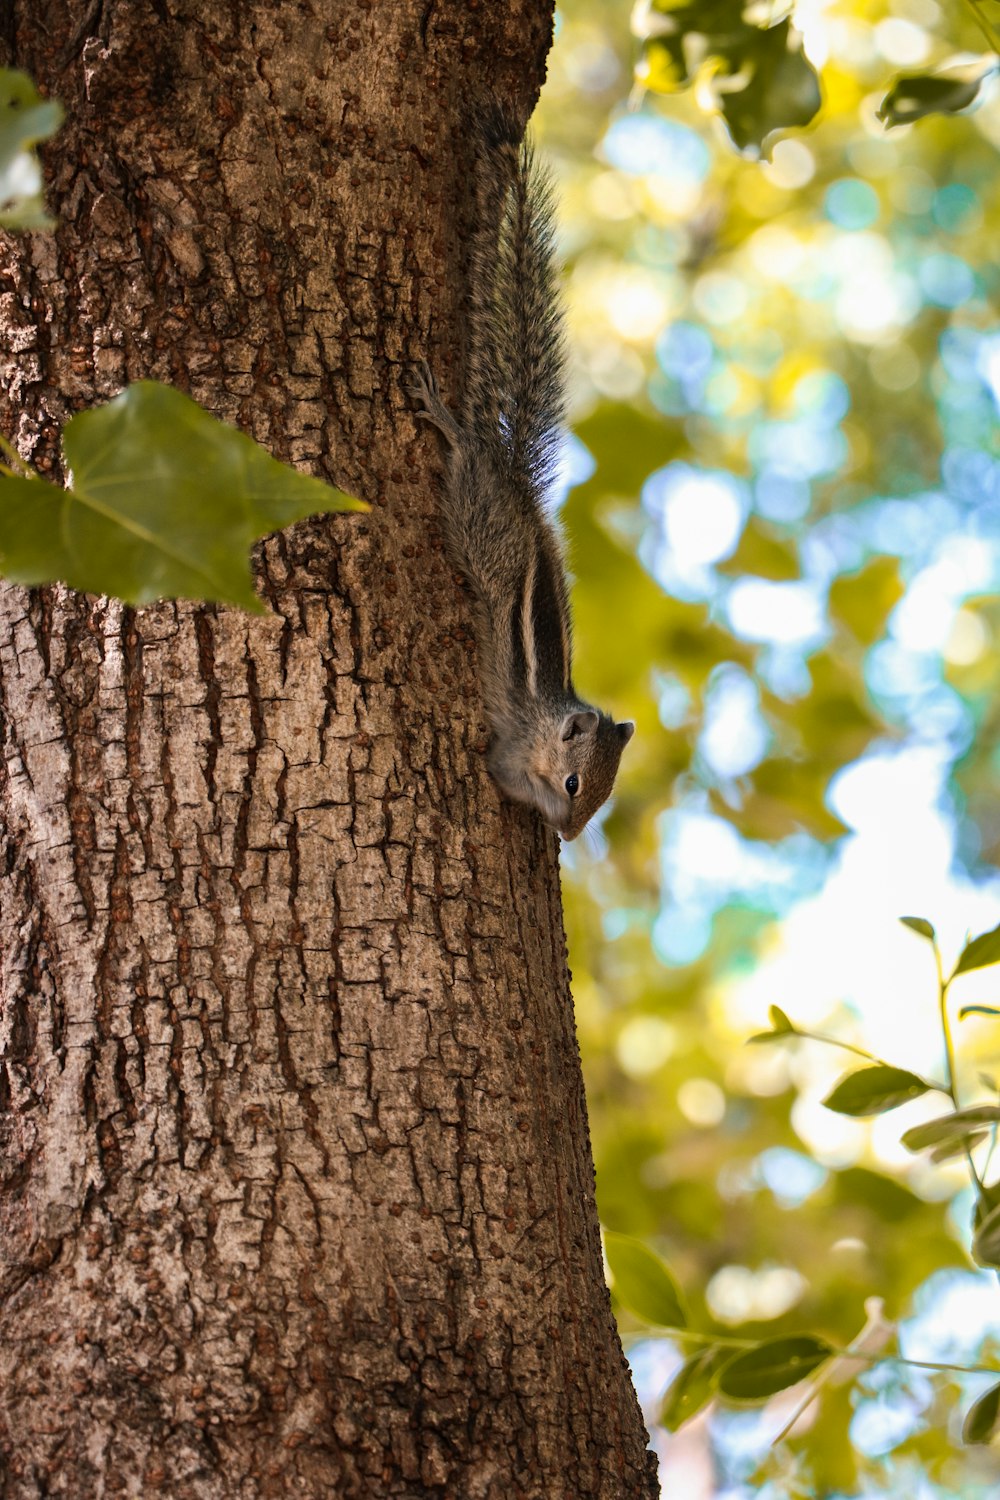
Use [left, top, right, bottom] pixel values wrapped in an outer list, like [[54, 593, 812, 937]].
[[659, 1346, 730, 1431], [747, 1004, 797, 1044], [604, 1231, 686, 1328], [900, 916, 936, 942], [718, 516, 799, 581], [717, 1335, 832, 1401], [0, 68, 63, 229], [902, 1106, 1000, 1153], [829, 557, 905, 647], [930, 1131, 988, 1163], [822, 1066, 930, 1117], [879, 68, 992, 129], [953, 921, 1000, 978], [963, 1381, 1000, 1445], [972, 1201, 1000, 1270]]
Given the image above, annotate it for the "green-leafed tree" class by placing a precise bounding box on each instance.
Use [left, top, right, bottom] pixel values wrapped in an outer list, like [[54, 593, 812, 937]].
[[542, 0, 1000, 1494]]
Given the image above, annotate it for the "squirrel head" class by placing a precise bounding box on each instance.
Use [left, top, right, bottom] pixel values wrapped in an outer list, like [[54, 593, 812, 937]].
[[489, 706, 634, 841]]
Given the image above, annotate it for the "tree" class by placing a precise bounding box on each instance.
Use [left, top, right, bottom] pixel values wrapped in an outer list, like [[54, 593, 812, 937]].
[[0, 4, 657, 1494]]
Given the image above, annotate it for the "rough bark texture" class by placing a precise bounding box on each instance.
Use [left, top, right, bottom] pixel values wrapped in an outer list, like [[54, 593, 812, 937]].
[[0, 3, 658, 1496]]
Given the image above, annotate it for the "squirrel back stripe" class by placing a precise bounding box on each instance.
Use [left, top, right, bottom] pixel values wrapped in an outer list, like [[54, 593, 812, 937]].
[[508, 562, 531, 706], [520, 547, 540, 700], [528, 535, 572, 702]]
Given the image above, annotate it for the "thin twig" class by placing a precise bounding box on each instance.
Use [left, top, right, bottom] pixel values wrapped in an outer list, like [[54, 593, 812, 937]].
[[659, 1325, 1000, 1378], [960, 0, 1000, 56], [789, 1026, 948, 1094], [936, 945, 985, 1191]]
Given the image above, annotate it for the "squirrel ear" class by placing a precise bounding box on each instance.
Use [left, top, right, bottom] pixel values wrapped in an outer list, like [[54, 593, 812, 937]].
[[617, 720, 635, 746], [560, 709, 599, 741]]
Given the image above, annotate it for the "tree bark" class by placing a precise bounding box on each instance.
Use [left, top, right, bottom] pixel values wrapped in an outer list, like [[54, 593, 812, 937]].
[[0, 3, 658, 1496]]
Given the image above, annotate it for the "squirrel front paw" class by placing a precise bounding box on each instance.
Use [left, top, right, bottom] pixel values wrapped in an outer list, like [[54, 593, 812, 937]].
[[403, 359, 435, 404], [404, 360, 459, 443]]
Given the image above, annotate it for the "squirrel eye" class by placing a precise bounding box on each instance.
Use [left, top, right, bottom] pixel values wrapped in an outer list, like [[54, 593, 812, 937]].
[[565, 774, 579, 797]]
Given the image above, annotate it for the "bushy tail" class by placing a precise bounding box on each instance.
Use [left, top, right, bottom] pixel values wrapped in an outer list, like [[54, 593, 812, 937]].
[[464, 110, 567, 499]]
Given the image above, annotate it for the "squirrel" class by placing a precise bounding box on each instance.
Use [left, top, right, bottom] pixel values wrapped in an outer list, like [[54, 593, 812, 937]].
[[407, 112, 634, 841]]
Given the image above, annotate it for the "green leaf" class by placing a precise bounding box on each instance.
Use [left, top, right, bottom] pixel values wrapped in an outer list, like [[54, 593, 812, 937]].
[[0, 68, 63, 230], [822, 1066, 930, 1117], [796, 651, 885, 764], [636, 4, 820, 153], [659, 1346, 730, 1431], [953, 922, 1000, 978], [747, 1004, 797, 1045], [639, 38, 690, 94], [0, 381, 364, 611], [829, 557, 905, 647], [730, 757, 850, 842], [878, 67, 993, 129], [718, 517, 799, 581], [572, 403, 686, 506], [963, 1381, 1000, 1445], [902, 1106, 1000, 1153], [974, 1182, 1000, 1227], [900, 915, 936, 942], [604, 1231, 687, 1328], [715, 20, 822, 155], [717, 1335, 832, 1401], [972, 1201, 1000, 1270], [930, 1131, 988, 1163]]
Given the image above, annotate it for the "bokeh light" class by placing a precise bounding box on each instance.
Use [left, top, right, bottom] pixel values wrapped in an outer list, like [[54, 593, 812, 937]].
[[542, 0, 1000, 1491]]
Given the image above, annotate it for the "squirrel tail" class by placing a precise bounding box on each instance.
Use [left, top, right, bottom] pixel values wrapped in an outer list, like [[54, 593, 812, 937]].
[[465, 108, 567, 497]]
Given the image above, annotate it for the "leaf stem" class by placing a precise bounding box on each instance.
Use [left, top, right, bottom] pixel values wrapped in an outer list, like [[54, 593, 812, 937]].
[[791, 1026, 948, 1094], [936, 945, 984, 1190], [936, 947, 959, 1107], [960, 0, 1000, 56], [791, 1028, 891, 1068]]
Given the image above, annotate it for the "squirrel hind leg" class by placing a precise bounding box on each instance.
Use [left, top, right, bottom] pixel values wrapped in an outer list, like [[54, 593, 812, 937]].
[[405, 360, 460, 445]]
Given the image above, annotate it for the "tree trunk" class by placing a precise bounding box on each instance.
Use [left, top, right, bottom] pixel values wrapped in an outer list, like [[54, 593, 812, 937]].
[[0, 3, 657, 1496]]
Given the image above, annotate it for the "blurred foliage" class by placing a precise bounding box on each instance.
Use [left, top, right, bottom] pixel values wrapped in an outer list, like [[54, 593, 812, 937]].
[[634, 0, 821, 152], [879, 63, 997, 127], [0, 68, 62, 229], [634, 0, 999, 145], [539, 0, 1000, 1492]]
